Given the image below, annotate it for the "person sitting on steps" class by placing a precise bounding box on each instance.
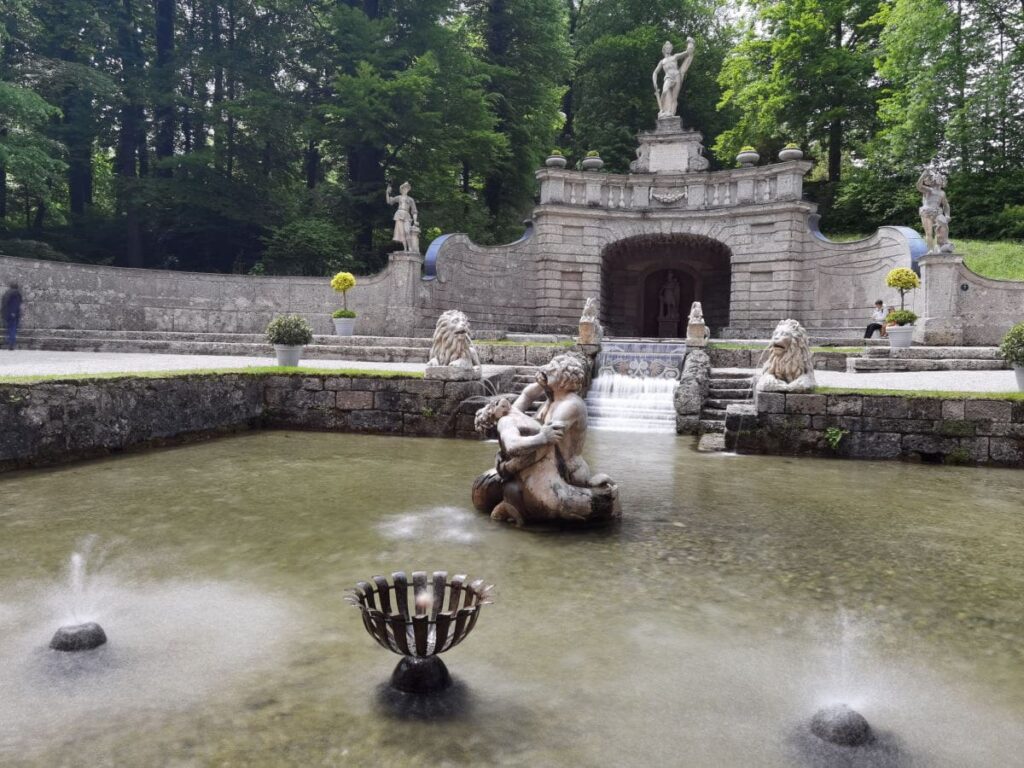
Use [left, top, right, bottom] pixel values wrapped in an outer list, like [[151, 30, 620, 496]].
[[864, 300, 886, 339]]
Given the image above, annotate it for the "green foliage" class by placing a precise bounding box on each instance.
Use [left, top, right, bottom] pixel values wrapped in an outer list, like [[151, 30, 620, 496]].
[[262, 219, 351, 277], [332, 309, 356, 319], [824, 426, 849, 450], [886, 267, 920, 310], [266, 315, 313, 347], [885, 309, 917, 326], [999, 322, 1024, 366], [962, 240, 1024, 280], [586, 150, 600, 158]]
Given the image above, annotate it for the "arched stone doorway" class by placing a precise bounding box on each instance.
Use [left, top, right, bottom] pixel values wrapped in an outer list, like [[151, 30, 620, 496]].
[[600, 233, 732, 337]]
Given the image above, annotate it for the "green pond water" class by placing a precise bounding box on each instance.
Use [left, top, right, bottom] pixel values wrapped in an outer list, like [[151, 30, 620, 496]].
[[0, 430, 1022, 767]]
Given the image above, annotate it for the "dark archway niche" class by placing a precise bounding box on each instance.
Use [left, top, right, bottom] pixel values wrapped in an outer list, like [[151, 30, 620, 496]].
[[600, 233, 732, 337]]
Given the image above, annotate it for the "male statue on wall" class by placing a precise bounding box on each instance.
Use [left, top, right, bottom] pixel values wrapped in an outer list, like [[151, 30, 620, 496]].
[[652, 38, 696, 119]]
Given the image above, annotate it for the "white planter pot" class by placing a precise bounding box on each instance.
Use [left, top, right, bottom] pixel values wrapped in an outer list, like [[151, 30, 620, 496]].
[[581, 157, 604, 171], [778, 148, 803, 161], [545, 156, 567, 169], [274, 345, 303, 367], [1015, 366, 1024, 391], [333, 317, 356, 336], [887, 326, 914, 348]]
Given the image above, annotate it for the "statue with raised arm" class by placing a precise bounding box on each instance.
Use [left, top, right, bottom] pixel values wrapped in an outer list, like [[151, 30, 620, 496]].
[[916, 169, 953, 254], [385, 181, 419, 253], [471, 353, 620, 527], [652, 38, 695, 119]]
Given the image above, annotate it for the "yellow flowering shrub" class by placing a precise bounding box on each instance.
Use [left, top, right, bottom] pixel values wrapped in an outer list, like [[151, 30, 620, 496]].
[[331, 271, 356, 293]]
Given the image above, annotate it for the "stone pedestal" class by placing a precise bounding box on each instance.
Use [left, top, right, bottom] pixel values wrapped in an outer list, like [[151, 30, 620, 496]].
[[659, 320, 679, 338], [578, 320, 602, 345], [686, 321, 708, 347], [915, 253, 965, 346], [631, 117, 710, 174]]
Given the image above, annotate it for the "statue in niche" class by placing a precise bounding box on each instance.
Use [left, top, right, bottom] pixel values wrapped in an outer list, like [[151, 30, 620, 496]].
[[754, 319, 816, 393], [386, 181, 420, 253], [472, 353, 620, 527], [659, 272, 681, 321], [578, 297, 603, 345], [652, 38, 696, 119], [916, 169, 954, 254]]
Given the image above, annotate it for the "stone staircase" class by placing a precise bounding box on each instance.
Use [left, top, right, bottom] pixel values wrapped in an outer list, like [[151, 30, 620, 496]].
[[848, 346, 1008, 372], [15, 328, 433, 362], [701, 368, 755, 433]]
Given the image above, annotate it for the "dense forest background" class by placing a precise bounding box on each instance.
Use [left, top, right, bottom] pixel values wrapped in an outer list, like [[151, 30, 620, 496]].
[[0, 0, 1022, 275]]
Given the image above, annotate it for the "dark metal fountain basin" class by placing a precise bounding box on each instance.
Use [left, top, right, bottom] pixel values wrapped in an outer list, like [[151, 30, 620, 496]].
[[347, 571, 491, 693]]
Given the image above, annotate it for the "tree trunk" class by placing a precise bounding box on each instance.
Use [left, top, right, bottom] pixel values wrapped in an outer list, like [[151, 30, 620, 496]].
[[211, 2, 224, 171], [154, 0, 175, 176], [828, 118, 842, 183], [116, 0, 145, 267], [0, 160, 6, 220], [305, 140, 320, 188], [348, 143, 385, 257]]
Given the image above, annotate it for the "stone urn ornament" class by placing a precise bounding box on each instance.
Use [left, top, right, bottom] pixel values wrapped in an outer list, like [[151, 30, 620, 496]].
[[347, 571, 492, 693], [736, 147, 760, 167], [545, 151, 567, 169], [778, 144, 803, 162], [581, 152, 604, 171]]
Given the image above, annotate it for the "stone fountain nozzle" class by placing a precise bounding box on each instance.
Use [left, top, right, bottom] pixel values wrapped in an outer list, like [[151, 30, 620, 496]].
[[50, 622, 107, 652], [810, 703, 873, 746], [347, 571, 492, 694]]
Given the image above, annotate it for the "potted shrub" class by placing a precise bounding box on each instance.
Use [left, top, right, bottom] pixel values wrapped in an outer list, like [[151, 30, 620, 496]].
[[330, 271, 357, 336], [884, 267, 921, 348], [545, 149, 567, 169], [581, 150, 604, 171], [267, 314, 313, 366], [736, 145, 760, 167], [778, 143, 803, 162], [885, 309, 918, 348], [999, 322, 1024, 390]]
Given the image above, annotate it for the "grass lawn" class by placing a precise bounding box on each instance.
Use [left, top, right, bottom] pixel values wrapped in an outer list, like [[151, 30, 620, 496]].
[[0, 366, 424, 385], [816, 386, 1024, 401], [822, 234, 1024, 280]]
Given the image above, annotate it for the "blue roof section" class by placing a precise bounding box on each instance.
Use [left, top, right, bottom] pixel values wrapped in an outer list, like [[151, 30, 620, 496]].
[[422, 221, 535, 281], [807, 214, 926, 274]]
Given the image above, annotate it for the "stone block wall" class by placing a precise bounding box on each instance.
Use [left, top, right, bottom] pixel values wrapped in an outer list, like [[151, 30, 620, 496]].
[[0, 372, 489, 472], [707, 347, 850, 371], [0, 374, 264, 470], [725, 391, 1024, 467]]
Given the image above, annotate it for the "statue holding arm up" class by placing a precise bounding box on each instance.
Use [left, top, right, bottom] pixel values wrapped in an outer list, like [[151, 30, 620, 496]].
[[385, 181, 419, 253], [653, 38, 696, 119]]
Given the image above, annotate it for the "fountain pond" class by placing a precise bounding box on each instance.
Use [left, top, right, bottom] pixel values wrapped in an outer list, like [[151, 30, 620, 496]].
[[0, 430, 1022, 766]]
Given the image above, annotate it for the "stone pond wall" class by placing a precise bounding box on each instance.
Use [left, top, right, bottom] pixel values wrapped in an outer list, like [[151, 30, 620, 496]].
[[725, 391, 1024, 467], [0, 373, 496, 472]]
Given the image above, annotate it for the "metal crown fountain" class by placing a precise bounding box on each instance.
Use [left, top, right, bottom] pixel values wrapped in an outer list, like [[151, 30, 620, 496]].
[[347, 571, 492, 693]]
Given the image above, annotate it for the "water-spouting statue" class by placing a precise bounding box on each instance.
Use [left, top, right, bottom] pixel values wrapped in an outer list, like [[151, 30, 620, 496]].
[[471, 353, 620, 527], [578, 297, 603, 345], [347, 571, 491, 693], [425, 309, 482, 381], [810, 703, 873, 747]]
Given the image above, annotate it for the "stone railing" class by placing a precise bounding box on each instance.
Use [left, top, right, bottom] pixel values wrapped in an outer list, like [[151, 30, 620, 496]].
[[536, 161, 812, 213]]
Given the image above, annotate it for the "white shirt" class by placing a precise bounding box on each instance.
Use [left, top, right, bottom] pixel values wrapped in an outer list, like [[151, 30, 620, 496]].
[[872, 308, 886, 322]]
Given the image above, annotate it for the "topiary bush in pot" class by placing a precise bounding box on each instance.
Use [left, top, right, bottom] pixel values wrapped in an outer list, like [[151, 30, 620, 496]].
[[999, 322, 1024, 390], [266, 314, 313, 366]]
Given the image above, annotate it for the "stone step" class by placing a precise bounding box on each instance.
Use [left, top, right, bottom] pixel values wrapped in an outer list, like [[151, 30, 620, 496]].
[[709, 368, 757, 378], [849, 357, 1010, 373], [704, 397, 750, 410], [706, 386, 753, 397], [862, 345, 1002, 360], [700, 419, 726, 433], [19, 328, 435, 348], [700, 407, 727, 420], [16, 334, 431, 362], [697, 433, 727, 450]]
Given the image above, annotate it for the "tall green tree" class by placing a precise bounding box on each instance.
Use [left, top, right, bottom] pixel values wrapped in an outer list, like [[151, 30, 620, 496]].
[[715, 0, 882, 181]]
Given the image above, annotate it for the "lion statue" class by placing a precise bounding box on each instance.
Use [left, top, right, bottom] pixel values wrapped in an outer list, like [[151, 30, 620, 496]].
[[428, 309, 481, 368], [755, 318, 815, 393]]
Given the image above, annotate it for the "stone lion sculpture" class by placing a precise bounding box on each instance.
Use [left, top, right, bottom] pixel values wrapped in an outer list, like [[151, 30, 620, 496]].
[[428, 309, 481, 368], [755, 318, 815, 393]]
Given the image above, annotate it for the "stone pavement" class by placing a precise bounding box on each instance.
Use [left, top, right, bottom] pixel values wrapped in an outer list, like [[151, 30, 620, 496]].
[[0, 350, 1018, 392]]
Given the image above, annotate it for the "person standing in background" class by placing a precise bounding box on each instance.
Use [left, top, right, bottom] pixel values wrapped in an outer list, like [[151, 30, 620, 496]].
[[2, 282, 23, 350]]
